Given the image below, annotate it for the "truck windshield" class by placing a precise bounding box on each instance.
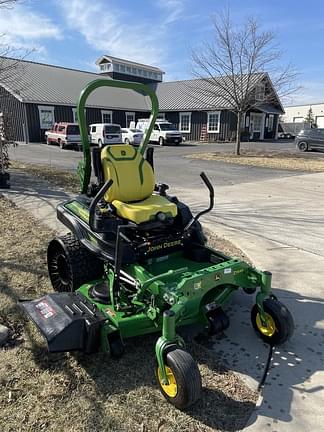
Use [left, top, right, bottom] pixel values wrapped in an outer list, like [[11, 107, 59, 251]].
[[105, 125, 120, 134], [66, 125, 80, 135], [159, 123, 177, 131]]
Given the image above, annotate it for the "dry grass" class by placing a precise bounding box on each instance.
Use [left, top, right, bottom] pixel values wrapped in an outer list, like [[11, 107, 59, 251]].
[[187, 151, 324, 172], [10, 160, 80, 193], [0, 196, 257, 432]]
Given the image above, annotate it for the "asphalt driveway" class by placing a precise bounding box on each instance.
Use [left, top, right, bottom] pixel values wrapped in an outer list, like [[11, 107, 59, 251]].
[[10, 140, 301, 188], [172, 171, 324, 432]]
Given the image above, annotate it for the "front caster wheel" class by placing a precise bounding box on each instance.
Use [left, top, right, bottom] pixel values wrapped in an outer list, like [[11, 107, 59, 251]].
[[251, 298, 294, 345], [156, 348, 202, 410]]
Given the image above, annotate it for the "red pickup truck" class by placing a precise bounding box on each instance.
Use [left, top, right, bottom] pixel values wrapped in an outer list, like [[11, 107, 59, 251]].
[[45, 122, 81, 149]]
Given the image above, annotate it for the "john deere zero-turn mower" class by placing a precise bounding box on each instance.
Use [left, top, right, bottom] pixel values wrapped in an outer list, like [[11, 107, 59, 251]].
[[21, 79, 294, 409]]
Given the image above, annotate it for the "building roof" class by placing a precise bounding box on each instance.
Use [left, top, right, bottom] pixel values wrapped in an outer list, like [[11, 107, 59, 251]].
[[154, 73, 283, 112], [96, 55, 164, 73], [0, 57, 151, 111], [0, 57, 283, 113]]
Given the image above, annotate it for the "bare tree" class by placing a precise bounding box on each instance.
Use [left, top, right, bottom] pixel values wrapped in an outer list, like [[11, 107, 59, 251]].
[[191, 10, 299, 155], [0, 0, 18, 7]]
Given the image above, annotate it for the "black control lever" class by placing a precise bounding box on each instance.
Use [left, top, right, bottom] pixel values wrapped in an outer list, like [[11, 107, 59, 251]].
[[184, 172, 214, 231], [89, 179, 113, 231]]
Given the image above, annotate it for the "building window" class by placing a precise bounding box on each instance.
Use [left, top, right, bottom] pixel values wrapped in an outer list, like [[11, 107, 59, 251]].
[[115, 64, 120, 71], [101, 110, 112, 124], [255, 83, 265, 101], [38, 105, 55, 129], [125, 111, 135, 127], [268, 114, 274, 131], [207, 111, 220, 133], [179, 112, 191, 133], [72, 108, 86, 123]]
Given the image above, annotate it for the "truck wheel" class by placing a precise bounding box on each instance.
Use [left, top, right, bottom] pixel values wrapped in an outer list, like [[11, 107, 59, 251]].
[[159, 137, 164, 146], [156, 348, 202, 409], [297, 141, 308, 152], [47, 233, 104, 292], [251, 298, 294, 345]]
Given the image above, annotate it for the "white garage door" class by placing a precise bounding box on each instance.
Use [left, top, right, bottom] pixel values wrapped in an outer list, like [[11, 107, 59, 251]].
[[316, 116, 324, 128]]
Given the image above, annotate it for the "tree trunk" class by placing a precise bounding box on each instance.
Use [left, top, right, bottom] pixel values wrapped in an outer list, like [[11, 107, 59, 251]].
[[235, 111, 242, 155]]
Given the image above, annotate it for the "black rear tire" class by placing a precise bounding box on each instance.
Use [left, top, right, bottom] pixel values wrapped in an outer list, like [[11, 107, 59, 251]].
[[251, 298, 294, 345], [47, 233, 104, 292], [156, 348, 202, 409]]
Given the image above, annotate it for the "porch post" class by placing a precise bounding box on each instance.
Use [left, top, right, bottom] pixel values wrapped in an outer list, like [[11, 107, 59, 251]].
[[260, 113, 266, 140]]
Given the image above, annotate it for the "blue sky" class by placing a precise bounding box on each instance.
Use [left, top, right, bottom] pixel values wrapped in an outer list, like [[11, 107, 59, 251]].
[[1, 0, 324, 104]]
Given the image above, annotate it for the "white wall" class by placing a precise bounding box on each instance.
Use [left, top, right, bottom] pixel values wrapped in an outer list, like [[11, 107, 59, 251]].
[[282, 103, 324, 126]]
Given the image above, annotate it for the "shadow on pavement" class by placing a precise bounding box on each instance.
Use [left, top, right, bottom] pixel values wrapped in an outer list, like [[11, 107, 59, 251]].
[[210, 287, 324, 427]]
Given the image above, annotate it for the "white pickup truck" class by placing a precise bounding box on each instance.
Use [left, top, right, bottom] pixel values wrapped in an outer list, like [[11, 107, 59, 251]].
[[45, 122, 81, 149], [135, 119, 182, 146]]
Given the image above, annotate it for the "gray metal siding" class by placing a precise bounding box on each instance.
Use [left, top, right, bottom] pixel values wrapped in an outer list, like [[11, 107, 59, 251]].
[[25, 103, 151, 142], [26, 103, 74, 142], [164, 110, 237, 142], [0, 86, 25, 141]]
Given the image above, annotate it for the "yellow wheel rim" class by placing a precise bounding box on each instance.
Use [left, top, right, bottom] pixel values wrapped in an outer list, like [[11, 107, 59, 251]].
[[256, 312, 276, 337], [158, 366, 178, 398]]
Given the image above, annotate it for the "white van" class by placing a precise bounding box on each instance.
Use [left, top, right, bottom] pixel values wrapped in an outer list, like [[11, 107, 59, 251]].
[[89, 123, 122, 147], [135, 119, 182, 146]]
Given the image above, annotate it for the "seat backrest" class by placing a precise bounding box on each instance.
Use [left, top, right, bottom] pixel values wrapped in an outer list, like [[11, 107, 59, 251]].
[[100, 144, 155, 203]]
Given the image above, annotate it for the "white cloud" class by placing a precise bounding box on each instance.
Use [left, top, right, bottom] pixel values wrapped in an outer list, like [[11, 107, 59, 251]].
[[58, 0, 187, 67], [0, 5, 60, 53], [156, 0, 186, 25]]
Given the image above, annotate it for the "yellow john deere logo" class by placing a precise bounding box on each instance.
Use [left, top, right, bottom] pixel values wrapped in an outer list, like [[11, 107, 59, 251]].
[[148, 239, 182, 253], [234, 269, 244, 275]]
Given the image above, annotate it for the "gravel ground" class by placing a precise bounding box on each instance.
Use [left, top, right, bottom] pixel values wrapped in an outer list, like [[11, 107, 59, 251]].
[[0, 195, 257, 432]]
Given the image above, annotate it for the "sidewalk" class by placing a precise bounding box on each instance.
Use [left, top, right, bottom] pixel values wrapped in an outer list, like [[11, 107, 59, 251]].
[[2, 169, 324, 432], [173, 171, 324, 432]]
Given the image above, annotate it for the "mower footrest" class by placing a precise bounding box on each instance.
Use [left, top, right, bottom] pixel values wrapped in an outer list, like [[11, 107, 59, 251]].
[[20, 292, 106, 353]]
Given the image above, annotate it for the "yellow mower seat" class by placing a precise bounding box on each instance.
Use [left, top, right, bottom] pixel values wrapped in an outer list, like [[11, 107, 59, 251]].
[[100, 145, 177, 224], [113, 195, 177, 225]]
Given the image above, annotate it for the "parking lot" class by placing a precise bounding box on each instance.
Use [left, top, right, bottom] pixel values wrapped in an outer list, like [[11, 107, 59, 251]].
[[10, 139, 303, 188]]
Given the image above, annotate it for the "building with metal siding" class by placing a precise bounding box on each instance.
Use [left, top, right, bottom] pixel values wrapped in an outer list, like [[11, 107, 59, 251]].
[[0, 56, 284, 143], [0, 85, 26, 141]]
